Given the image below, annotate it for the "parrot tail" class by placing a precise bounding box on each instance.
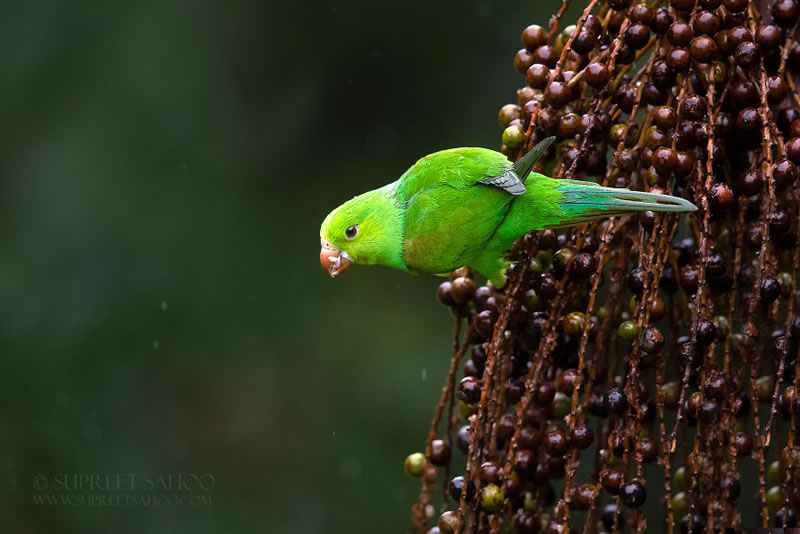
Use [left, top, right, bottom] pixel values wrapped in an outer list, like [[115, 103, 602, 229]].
[[548, 179, 697, 227]]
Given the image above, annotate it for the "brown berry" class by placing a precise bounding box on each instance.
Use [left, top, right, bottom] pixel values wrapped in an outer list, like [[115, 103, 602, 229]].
[[667, 48, 691, 71], [735, 41, 760, 68], [526, 63, 550, 88], [652, 147, 677, 175], [693, 11, 721, 35], [734, 431, 753, 457], [651, 8, 673, 34], [584, 63, 610, 88], [767, 75, 788, 103], [668, 22, 693, 46], [545, 429, 569, 456], [653, 106, 677, 130], [570, 423, 595, 449], [514, 49, 535, 74], [601, 468, 624, 494], [786, 137, 800, 164], [533, 45, 559, 68], [756, 25, 783, 48], [723, 0, 748, 12], [773, 0, 799, 27], [690, 36, 718, 63], [625, 23, 651, 49], [736, 108, 762, 134], [522, 25, 548, 51], [545, 81, 571, 108], [429, 439, 452, 466]]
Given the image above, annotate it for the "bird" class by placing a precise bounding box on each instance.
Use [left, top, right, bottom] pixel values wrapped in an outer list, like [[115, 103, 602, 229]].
[[319, 137, 696, 287]]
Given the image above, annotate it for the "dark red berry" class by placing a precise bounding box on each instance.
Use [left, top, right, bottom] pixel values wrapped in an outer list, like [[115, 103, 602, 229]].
[[723, 0, 748, 12], [584, 63, 610, 88], [526, 64, 550, 88], [545, 81, 572, 108], [605, 388, 628, 415], [736, 108, 762, 134], [625, 23, 651, 49], [640, 326, 665, 354], [458, 376, 481, 404], [668, 22, 692, 46], [522, 25, 548, 51], [533, 45, 559, 68], [667, 48, 691, 71], [693, 11, 721, 35], [773, 0, 800, 27], [735, 41, 760, 68], [690, 36, 718, 63], [514, 49, 535, 74], [652, 147, 677, 175], [756, 25, 783, 48], [650, 8, 673, 34], [545, 429, 569, 456], [760, 276, 782, 302], [768, 76, 789, 103], [429, 439, 451, 466], [570, 423, 594, 449], [787, 137, 800, 164], [601, 468, 624, 494], [621, 480, 647, 508]]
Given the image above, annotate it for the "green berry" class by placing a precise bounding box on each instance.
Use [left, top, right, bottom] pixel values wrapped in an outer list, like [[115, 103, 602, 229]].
[[480, 483, 505, 512], [618, 320, 638, 340], [660, 381, 680, 408], [498, 104, 521, 128], [502, 125, 525, 148], [672, 491, 688, 517], [405, 452, 425, 477], [458, 400, 478, 418], [524, 289, 544, 311], [673, 466, 687, 490], [755, 375, 775, 402], [562, 311, 586, 336], [527, 257, 544, 275], [438, 510, 461, 533], [768, 460, 780, 484], [552, 391, 571, 419], [767, 485, 782, 514]]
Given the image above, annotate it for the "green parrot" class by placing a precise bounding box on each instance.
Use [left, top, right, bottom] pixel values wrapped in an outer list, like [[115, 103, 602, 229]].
[[320, 137, 696, 287]]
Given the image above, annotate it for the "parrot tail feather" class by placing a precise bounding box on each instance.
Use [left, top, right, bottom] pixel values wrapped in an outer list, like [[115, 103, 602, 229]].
[[553, 181, 696, 225]]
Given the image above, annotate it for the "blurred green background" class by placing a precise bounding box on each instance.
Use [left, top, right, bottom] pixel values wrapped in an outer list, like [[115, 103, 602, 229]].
[[0, 1, 563, 532]]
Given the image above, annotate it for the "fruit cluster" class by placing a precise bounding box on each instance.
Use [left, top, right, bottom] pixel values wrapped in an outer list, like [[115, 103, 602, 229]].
[[406, 0, 800, 531]]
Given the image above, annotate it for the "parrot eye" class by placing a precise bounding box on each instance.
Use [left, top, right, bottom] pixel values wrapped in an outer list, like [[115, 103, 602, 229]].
[[345, 225, 358, 239]]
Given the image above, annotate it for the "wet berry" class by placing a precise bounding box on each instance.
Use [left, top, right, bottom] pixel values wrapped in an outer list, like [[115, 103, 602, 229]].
[[621, 480, 647, 508]]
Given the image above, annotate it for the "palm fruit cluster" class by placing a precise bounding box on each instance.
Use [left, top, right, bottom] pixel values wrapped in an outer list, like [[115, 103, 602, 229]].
[[405, 0, 800, 531]]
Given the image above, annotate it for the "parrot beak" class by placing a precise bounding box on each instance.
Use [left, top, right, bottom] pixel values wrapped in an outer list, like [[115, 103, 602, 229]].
[[320, 242, 353, 278]]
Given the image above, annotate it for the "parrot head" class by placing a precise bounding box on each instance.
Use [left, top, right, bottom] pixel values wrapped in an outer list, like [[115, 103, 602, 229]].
[[319, 188, 405, 277]]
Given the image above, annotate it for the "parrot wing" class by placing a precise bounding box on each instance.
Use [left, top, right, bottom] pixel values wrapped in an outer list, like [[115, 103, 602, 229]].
[[394, 148, 515, 274], [396, 138, 555, 275], [477, 136, 556, 196], [478, 171, 527, 195]]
